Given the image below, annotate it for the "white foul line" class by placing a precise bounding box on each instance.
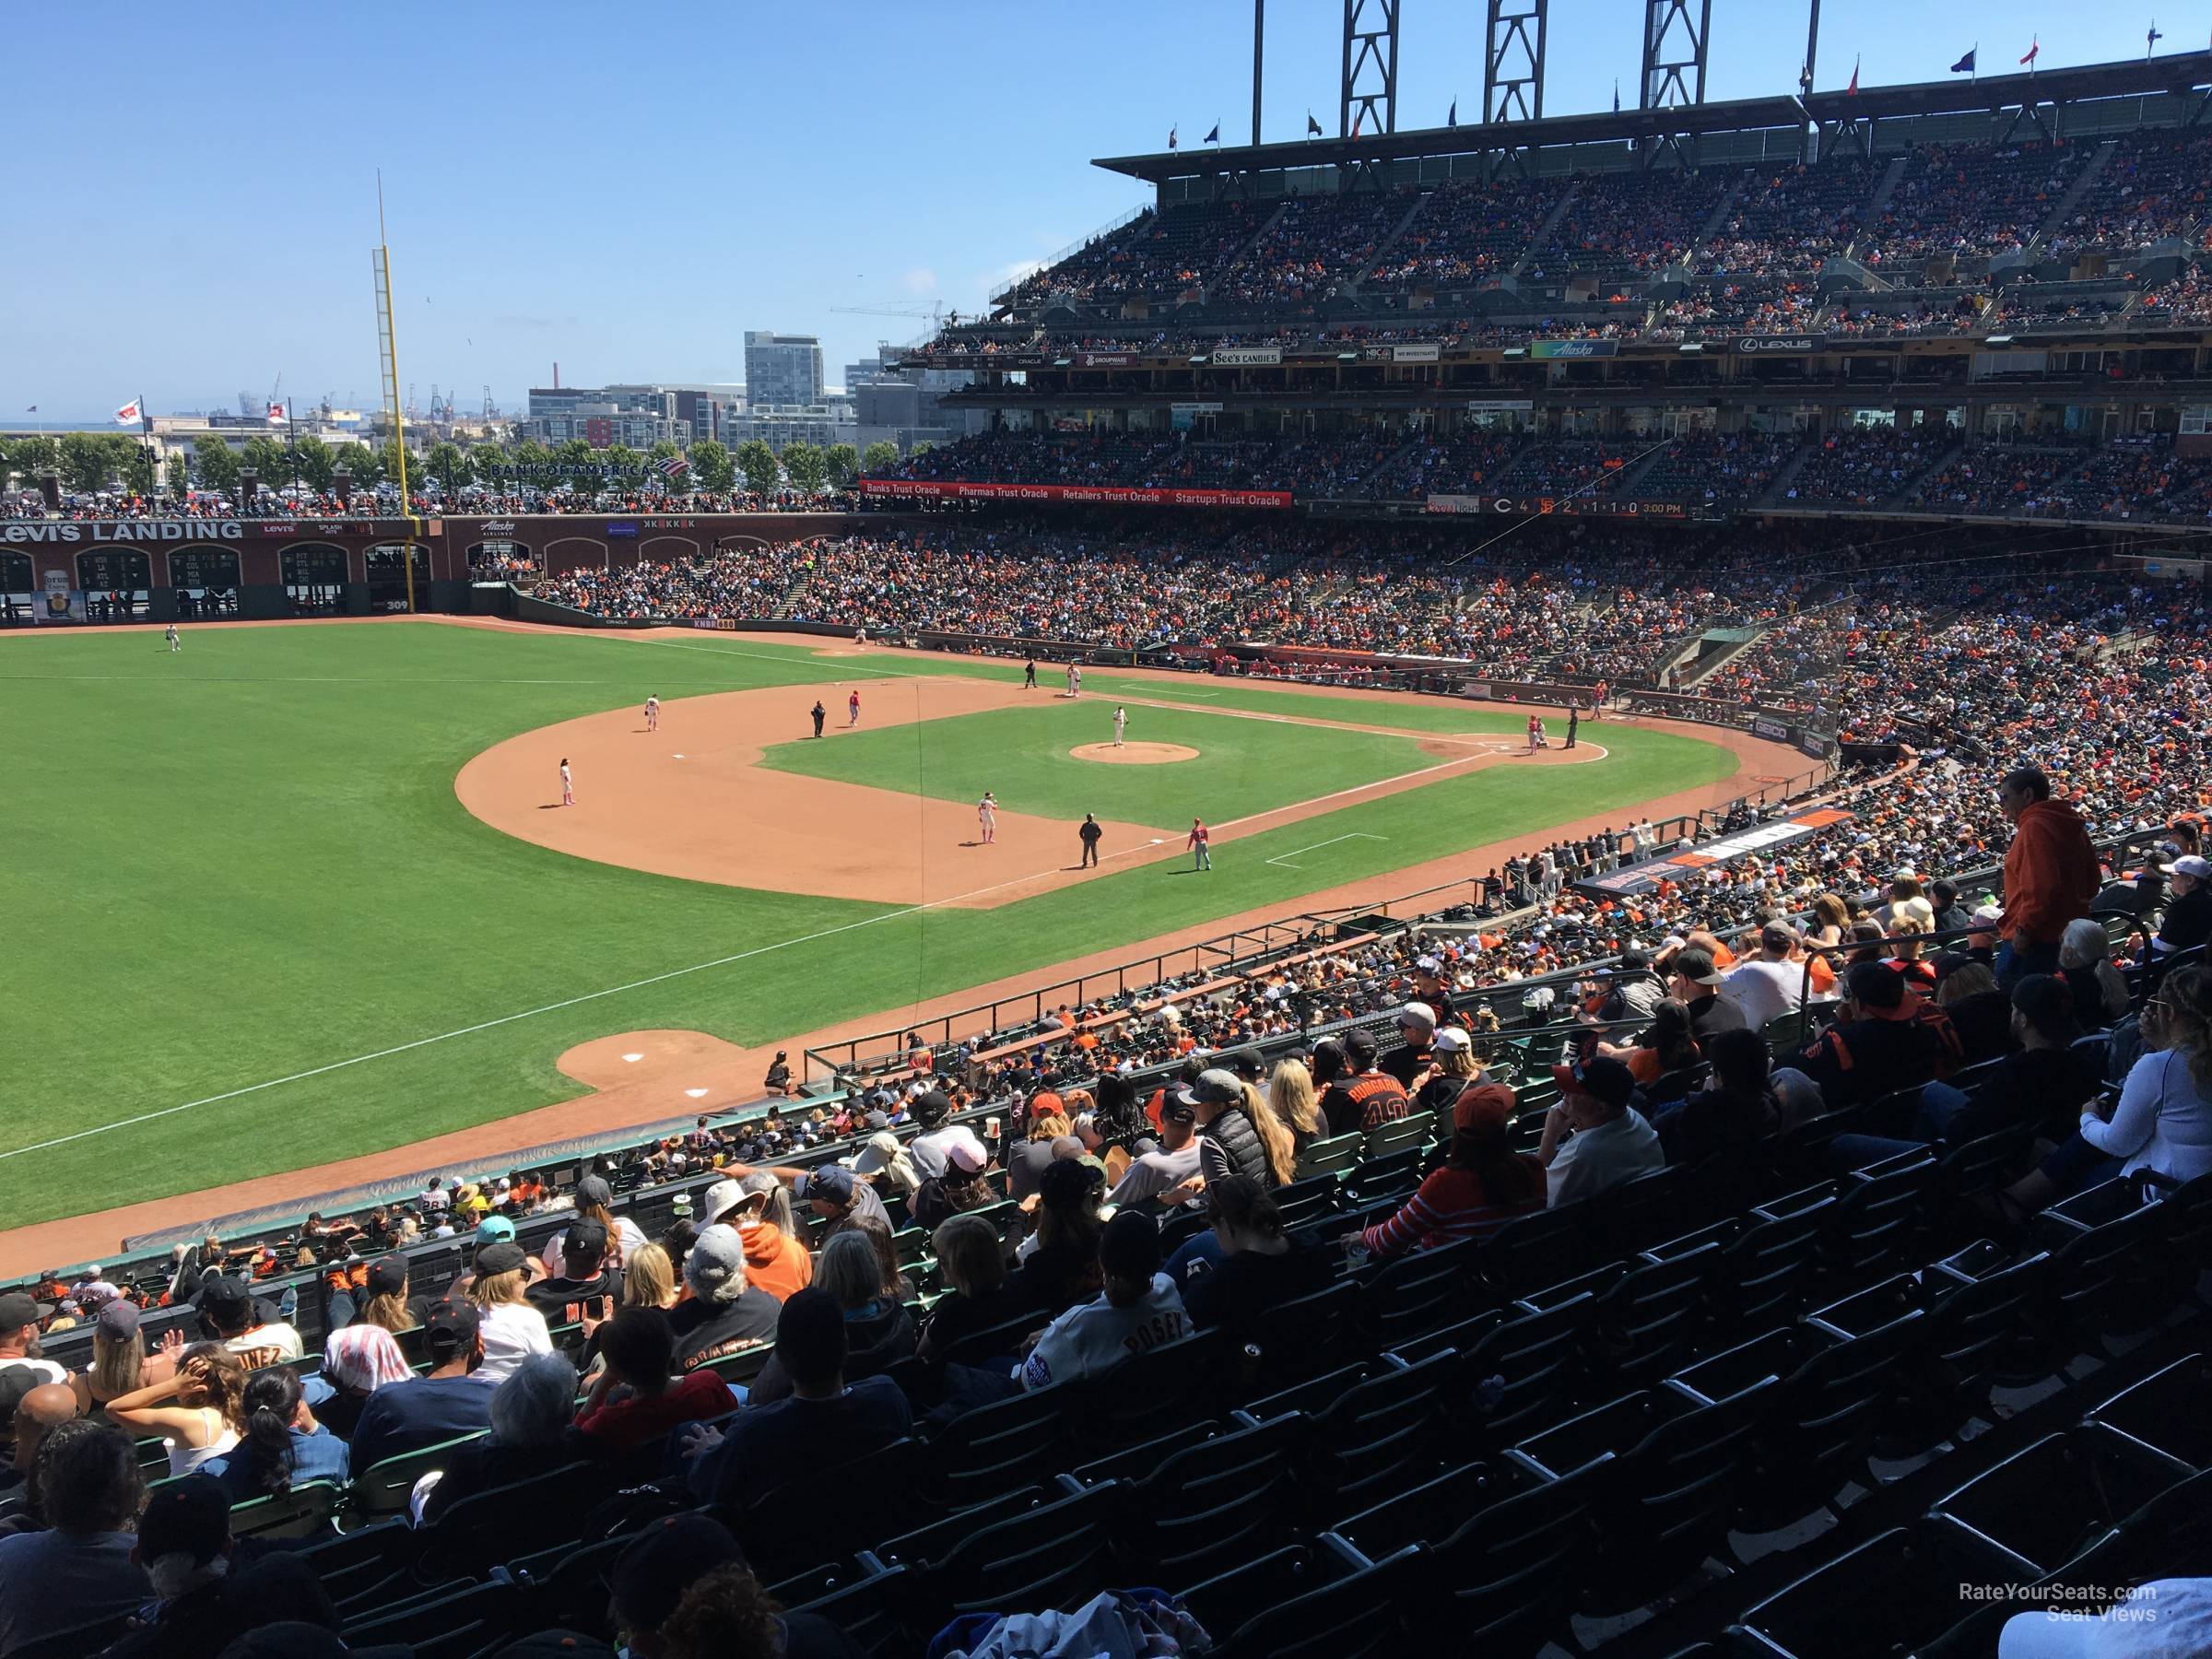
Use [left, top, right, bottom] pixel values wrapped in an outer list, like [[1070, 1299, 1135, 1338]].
[[0, 832, 1162, 1165], [1265, 831, 1387, 870]]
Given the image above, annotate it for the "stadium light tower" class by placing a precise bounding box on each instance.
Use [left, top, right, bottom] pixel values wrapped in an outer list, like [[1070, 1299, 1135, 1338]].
[[1483, 0, 1547, 124], [1641, 0, 1712, 112], [1340, 0, 1399, 139]]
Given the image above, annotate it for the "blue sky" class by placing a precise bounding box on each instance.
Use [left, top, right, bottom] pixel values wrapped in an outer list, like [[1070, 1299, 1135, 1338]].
[[0, 1, 2192, 418]]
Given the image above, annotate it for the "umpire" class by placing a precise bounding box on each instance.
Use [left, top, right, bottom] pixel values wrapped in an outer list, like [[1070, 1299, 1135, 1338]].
[[1078, 813, 1103, 868]]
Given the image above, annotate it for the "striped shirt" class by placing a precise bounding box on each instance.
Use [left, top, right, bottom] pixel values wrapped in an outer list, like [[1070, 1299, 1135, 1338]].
[[1360, 1163, 1546, 1257]]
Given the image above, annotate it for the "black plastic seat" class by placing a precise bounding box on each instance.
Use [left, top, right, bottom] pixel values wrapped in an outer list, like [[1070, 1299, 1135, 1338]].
[[1585, 1243, 1720, 1391], [1074, 1327, 1230, 1450], [1923, 1425, 2193, 1583], [1243, 1277, 1359, 1387], [1820, 1151, 1936, 1279], [2083, 1350, 2212, 1471], [416, 1462, 616, 1583], [2032, 1176, 2169, 1347], [781, 1563, 912, 1659], [1246, 1352, 1458, 1516], [1409, 1451, 1610, 1653], [1178, 1540, 1418, 1659], [1359, 1235, 1488, 1350], [921, 1384, 1076, 1512], [1479, 1204, 1598, 1300], [1731, 1526, 1977, 1659], [1114, 1413, 1305, 1584], [341, 1577, 531, 1659], [900, 1483, 1120, 1629]]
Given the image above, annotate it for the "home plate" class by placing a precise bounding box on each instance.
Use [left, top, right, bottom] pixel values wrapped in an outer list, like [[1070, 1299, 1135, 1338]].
[[622, 1053, 643, 1064], [685, 1088, 709, 1099]]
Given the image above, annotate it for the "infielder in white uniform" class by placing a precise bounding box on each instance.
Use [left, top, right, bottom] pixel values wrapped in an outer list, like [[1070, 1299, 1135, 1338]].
[[559, 759, 574, 807], [977, 792, 997, 844], [1112, 705, 1127, 747], [1065, 663, 1080, 699], [644, 694, 659, 733]]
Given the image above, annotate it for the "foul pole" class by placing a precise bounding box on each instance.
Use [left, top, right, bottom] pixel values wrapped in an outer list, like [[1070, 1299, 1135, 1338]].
[[371, 173, 417, 614]]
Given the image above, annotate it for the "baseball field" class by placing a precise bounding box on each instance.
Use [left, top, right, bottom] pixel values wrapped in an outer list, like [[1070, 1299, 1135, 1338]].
[[0, 618, 1758, 1247]]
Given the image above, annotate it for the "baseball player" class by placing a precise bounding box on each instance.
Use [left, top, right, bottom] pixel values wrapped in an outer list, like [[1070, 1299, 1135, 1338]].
[[977, 792, 998, 845], [1112, 705, 1127, 748], [1023, 659, 1038, 690], [559, 758, 574, 807], [847, 688, 861, 727], [1527, 713, 1544, 753], [1188, 818, 1211, 871], [165, 623, 180, 653], [811, 700, 826, 738], [644, 694, 660, 733], [1065, 663, 1081, 699]]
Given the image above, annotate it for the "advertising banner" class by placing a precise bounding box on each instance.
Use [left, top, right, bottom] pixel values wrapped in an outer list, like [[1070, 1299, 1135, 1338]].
[[1528, 340, 1618, 359], [1391, 344, 1441, 363], [1076, 352, 1139, 367], [1732, 335, 1821, 354], [1212, 347, 1283, 366], [1752, 716, 1790, 741], [858, 478, 1291, 510], [1424, 494, 1688, 519], [40, 568, 81, 622], [1576, 808, 1854, 896]]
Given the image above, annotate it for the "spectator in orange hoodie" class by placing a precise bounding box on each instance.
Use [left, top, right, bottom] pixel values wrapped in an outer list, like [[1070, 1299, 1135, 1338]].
[[1995, 767, 2103, 987]]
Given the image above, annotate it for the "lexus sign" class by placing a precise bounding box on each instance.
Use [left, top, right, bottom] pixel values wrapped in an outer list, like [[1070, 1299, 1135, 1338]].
[[1733, 335, 1820, 354]]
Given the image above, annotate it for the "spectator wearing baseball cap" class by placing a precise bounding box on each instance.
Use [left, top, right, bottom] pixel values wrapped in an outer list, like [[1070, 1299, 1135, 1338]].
[[681, 1288, 912, 1510], [905, 1090, 988, 1182], [1382, 1002, 1439, 1092], [1538, 1056, 1664, 1209], [791, 1164, 893, 1240], [1722, 923, 1807, 1031], [1316, 1029, 1412, 1138], [525, 1217, 622, 1334], [1412, 955, 1458, 1024], [1017, 1158, 1109, 1316], [2156, 854, 2212, 958], [1665, 947, 1751, 1053], [1358, 1082, 1544, 1256], [667, 1226, 780, 1374], [101, 1472, 342, 1659], [1019, 1210, 1188, 1391], [75, 1299, 176, 1416], [196, 1276, 304, 1370], [1185, 1068, 1296, 1189], [539, 1174, 646, 1281], [343, 1302, 493, 1481], [1105, 1092, 1204, 1213], [0, 1295, 58, 1371], [465, 1240, 553, 1384]]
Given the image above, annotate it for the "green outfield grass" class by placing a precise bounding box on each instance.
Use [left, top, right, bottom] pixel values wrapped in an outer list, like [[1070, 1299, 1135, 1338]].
[[758, 699, 1439, 825], [0, 623, 1736, 1234]]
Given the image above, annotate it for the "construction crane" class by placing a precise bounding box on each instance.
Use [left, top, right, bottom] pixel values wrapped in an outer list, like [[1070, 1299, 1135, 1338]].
[[830, 301, 956, 327]]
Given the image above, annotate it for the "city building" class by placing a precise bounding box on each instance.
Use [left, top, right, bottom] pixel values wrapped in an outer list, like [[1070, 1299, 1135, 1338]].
[[744, 333, 823, 410], [522, 385, 692, 449]]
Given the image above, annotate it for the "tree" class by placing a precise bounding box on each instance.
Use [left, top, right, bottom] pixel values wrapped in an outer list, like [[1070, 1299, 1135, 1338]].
[[467, 442, 508, 484], [2, 434, 58, 483], [824, 442, 860, 488], [861, 439, 900, 475], [604, 443, 642, 485], [423, 441, 466, 491], [293, 435, 335, 491], [238, 435, 288, 492], [734, 439, 780, 498], [376, 441, 417, 491], [510, 439, 550, 468], [647, 438, 682, 469], [58, 431, 120, 493], [780, 441, 827, 497], [688, 438, 735, 493], [120, 440, 156, 497], [555, 438, 596, 469], [331, 441, 378, 487], [193, 433, 240, 494], [907, 440, 935, 459], [164, 452, 190, 499]]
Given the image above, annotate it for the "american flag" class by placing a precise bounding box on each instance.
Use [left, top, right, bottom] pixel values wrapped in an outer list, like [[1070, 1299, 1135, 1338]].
[[658, 455, 688, 478]]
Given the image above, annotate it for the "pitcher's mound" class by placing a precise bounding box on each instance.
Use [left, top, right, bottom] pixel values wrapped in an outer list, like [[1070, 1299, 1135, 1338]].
[[1071, 741, 1199, 765]]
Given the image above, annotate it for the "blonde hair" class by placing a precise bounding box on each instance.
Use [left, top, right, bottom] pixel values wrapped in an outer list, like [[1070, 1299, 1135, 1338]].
[[623, 1242, 676, 1310], [1811, 893, 1850, 936], [814, 1231, 882, 1310], [467, 1268, 526, 1309], [1268, 1060, 1324, 1141], [931, 1214, 1006, 1300], [1029, 1112, 1071, 1144], [2149, 966, 2212, 1096], [1436, 1047, 1480, 1080], [89, 1330, 143, 1401], [1238, 1082, 1298, 1187]]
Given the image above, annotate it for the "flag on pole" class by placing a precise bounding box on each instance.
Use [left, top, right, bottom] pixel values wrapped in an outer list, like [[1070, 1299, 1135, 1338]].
[[1447, 98, 1457, 126], [1612, 79, 1621, 112], [657, 455, 688, 478], [267, 401, 287, 424], [1351, 110, 1363, 137], [1168, 124, 1177, 149], [23, 406, 34, 413], [1847, 56, 1860, 95], [1306, 111, 1323, 136], [2019, 37, 2039, 66], [2148, 21, 2163, 56], [113, 399, 142, 427], [1203, 122, 1219, 144], [1950, 47, 1977, 74]]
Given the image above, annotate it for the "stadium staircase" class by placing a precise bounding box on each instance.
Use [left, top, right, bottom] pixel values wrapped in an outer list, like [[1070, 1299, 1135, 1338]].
[[1207, 201, 1291, 293], [1511, 180, 1583, 276], [1671, 623, 1776, 689], [1348, 190, 1439, 291], [1752, 437, 1821, 508], [1686, 168, 1753, 265], [1605, 441, 1677, 499], [1879, 438, 1968, 509], [2020, 137, 2119, 262], [1860, 154, 1911, 229]]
